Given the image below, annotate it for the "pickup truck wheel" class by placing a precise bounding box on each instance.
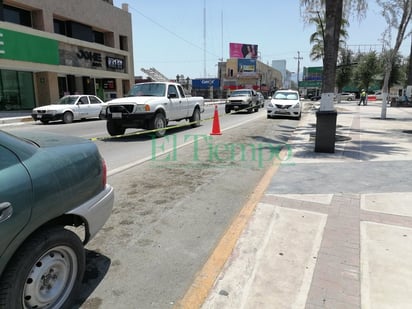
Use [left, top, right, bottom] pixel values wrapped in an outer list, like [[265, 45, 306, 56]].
[[40, 119, 49, 124], [63, 111, 74, 124], [0, 227, 85, 309], [190, 108, 201, 127], [254, 105, 259, 113], [225, 107, 231, 114], [107, 121, 125, 136], [151, 113, 167, 138], [247, 103, 253, 113]]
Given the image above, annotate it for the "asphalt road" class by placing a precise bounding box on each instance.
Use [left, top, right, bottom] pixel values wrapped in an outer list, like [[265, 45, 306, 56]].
[[2, 103, 301, 309]]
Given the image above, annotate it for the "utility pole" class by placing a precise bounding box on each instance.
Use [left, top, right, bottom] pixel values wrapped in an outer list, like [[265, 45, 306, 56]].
[[294, 51, 303, 89], [203, 0, 206, 77]]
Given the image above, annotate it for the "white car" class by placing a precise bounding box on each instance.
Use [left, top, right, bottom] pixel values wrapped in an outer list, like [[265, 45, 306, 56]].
[[267, 89, 302, 119], [337, 92, 356, 101], [32, 95, 105, 124], [374, 91, 390, 102]]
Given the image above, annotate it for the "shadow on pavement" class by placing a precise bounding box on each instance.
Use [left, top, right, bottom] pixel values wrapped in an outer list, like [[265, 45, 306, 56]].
[[71, 250, 111, 308]]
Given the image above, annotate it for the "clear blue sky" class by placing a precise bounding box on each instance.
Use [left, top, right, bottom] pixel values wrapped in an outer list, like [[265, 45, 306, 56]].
[[113, 0, 412, 80]]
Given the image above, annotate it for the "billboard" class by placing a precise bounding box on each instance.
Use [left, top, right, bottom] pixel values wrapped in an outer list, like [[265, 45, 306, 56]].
[[229, 43, 258, 59], [238, 59, 256, 73], [237, 59, 259, 78]]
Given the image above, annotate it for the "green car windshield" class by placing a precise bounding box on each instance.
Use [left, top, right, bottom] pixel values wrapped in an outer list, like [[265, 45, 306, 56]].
[[127, 83, 166, 97]]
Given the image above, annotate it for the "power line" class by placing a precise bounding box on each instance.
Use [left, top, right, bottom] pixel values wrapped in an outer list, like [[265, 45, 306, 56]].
[[128, 4, 220, 60]]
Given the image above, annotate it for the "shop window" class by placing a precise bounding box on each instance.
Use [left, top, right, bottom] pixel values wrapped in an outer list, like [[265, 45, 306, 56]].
[[3, 5, 32, 27], [54, 19, 67, 36], [93, 30, 105, 44], [66, 21, 93, 42], [0, 70, 35, 110], [120, 35, 128, 51]]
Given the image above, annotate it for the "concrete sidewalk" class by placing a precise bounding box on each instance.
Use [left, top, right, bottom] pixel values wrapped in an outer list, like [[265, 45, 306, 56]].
[[0, 110, 32, 125], [201, 102, 412, 309]]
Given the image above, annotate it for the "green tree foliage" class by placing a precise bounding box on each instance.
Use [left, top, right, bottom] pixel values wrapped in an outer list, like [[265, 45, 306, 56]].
[[378, 50, 405, 90], [309, 14, 349, 62], [336, 49, 355, 94], [353, 51, 380, 91]]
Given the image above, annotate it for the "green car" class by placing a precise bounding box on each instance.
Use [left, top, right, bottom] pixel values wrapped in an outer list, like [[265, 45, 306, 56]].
[[0, 130, 114, 308]]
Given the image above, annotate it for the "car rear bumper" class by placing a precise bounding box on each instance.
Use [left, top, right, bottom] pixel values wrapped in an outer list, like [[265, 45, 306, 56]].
[[67, 184, 114, 243]]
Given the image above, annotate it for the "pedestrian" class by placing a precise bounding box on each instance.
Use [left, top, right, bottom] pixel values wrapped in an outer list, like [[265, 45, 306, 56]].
[[359, 89, 367, 106]]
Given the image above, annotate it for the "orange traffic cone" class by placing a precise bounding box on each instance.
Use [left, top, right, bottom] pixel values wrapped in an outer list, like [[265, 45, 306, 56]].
[[210, 105, 222, 135]]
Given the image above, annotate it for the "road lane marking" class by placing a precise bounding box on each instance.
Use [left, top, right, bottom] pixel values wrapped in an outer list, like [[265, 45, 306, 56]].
[[106, 113, 265, 176]]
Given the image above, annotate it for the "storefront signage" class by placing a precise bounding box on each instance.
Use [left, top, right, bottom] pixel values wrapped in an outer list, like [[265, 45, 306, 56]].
[[0, 28, 58, 64], [103, 79, 116, 90], [106, 56, 124, 70], [76, 49, 102, 67], [192, 79, 220, 89]]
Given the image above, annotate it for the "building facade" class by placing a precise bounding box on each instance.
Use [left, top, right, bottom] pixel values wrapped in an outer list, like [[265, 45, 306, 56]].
[[0, 0, 134, 111], [217, 58, 282, 98]]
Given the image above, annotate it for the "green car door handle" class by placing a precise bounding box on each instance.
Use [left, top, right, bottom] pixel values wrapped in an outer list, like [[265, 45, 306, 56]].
[[0, 202, 12, 222]]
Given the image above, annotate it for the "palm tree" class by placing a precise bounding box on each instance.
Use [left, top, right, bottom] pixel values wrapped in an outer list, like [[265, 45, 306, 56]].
[[309, 14, 349, 62]]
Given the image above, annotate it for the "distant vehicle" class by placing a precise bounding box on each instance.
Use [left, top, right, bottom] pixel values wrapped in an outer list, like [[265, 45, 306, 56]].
[[338, 92, 356, 101], [267, 89, 302, 119], [374, 91, 390, 101], [257, 91, 265, 107], [32, 95, 105, 124], [225, 89, 260, 114], [0, 129, 114, 308], [310, 95, 321, 101]]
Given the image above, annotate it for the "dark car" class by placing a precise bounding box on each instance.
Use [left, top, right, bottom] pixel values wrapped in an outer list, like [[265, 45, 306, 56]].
[[310, 95, 321, 101], [0, 130, 114, 308]]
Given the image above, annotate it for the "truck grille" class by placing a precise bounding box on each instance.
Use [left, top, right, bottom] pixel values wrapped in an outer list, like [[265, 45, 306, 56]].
[[108, 105, 134, 113]]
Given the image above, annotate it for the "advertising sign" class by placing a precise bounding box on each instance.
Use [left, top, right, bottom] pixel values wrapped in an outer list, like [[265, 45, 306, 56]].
[[192, 78, 220, 89], [237, 59, 258, 78], [229, 43, 258, 59], [0, 28, 59, 64]]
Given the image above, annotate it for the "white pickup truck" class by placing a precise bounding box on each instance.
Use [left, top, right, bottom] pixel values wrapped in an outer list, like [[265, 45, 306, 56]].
[[102, 82, 204, 137]]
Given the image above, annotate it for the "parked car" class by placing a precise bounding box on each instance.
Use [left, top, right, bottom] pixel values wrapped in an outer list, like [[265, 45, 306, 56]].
[[257, 91, 265, 107], [32, 95, 105, 124], [338, 92, 356, 101], [0, 129, 114, 308], [310, 95, 321, 101], [225, 89, 260, 113], [267, 89, 302, 119], [374, 91, 390, 102]]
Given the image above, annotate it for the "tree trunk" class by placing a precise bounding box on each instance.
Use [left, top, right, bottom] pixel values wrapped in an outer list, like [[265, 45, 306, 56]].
[[407, 36, 412, 85], [381, 59, 392, 119], [320, 0, 343, 111]]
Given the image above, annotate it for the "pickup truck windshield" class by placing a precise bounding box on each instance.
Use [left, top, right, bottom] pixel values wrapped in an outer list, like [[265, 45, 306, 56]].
[[230, 91, 252, 97], [127, 83, 166, 97]]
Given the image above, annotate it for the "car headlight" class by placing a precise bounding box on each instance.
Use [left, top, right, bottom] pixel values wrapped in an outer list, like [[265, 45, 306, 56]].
[[293, 102, 300, 108], [135, 104, 147, 112], [268, 102, 274, 107]]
